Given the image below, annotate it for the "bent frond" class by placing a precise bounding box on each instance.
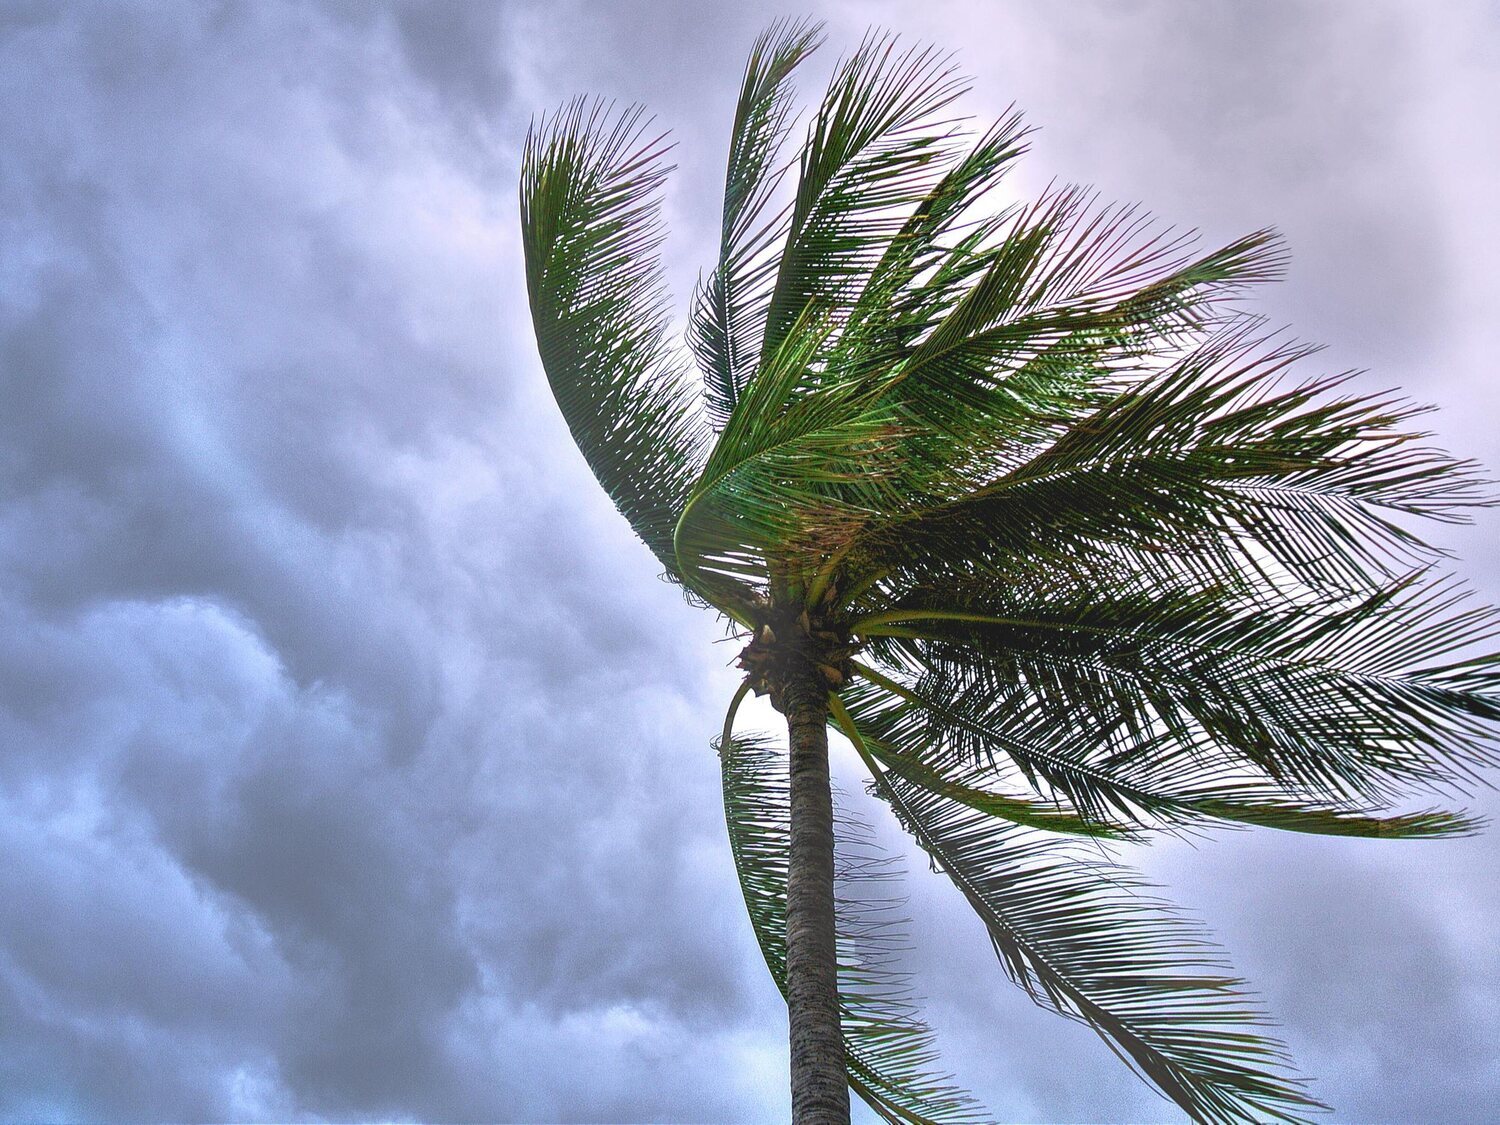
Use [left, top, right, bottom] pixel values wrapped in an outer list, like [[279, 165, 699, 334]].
[[719, 730, 988, 1124], [833, 700, 1326, 1124], [845, 661, 1483, 840], [691, 18, 825, 429], [521, 100, 706, 577]]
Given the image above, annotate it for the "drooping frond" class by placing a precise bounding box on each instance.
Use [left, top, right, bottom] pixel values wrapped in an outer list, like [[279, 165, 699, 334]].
[[719, 731, 988, 1124], [844, 660, 1482, 841], [691, 18, 825, 429], [832, 700, 1326, 1125], [852, 568, 1500, 811], [521, 100, 706, 577]]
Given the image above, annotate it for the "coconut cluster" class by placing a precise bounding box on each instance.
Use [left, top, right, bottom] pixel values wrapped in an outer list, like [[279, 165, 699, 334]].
[[736, 605, 860, 714]]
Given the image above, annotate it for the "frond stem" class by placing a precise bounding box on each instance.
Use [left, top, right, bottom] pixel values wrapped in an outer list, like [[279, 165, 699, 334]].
[[855, 608, 1031, 631], [721, 679, 754, 749]]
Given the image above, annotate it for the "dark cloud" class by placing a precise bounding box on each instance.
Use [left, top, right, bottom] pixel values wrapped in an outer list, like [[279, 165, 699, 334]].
[[0, 1, 1495, 1121], [0, 2, 768, 1120]]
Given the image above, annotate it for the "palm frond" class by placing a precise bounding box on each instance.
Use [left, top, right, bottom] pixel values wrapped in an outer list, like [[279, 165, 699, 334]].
[[839, 324, 1492, 608], [891, 199, 1283, 418], [761, 31, 970, 365], [846, 661, 1481, 841], [854, 561, 1500, 810], [674, 310, 903, 606], [719, 731, 988, 1124], [857, 727, 1134, 841], [691, 18, 825, 429], [521, 100, 706, 577], [673, 33, 984, 605], [831, 110, 1032, 380], [832, 699, 1326, 1125]]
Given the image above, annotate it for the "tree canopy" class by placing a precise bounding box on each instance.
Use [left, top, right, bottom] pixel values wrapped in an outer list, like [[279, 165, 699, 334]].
[[521, 19, 1499, 1122]]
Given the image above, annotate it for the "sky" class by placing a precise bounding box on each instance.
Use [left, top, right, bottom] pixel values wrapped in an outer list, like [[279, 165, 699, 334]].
[[1, 1, 1497, 1121]]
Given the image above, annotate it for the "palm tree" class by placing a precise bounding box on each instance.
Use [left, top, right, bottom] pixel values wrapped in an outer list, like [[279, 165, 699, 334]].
[[520, 20, 1499, 1124]]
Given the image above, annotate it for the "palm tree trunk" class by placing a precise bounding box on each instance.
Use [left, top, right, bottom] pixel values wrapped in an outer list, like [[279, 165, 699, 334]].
[[783, 669, 850, 1124]]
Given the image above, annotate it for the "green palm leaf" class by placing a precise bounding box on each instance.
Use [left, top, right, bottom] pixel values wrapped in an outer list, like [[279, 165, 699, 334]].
[[845, 661, 1480, 841], [834, 695, 1325, 1124], [691, 18, 825, 430], [837, 325, 1491, 612], [720, 729, 987, 1124], [855, 569, 1500, 807], [761, 31, 969, 364], [520, 100, 706, 577]]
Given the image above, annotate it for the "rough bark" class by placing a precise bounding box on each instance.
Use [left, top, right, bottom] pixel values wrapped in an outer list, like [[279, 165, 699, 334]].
[[783, 670, 850, 1124]]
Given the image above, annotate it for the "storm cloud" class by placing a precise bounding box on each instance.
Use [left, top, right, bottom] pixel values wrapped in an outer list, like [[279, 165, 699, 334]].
[[1, 2, 1496, 1121]]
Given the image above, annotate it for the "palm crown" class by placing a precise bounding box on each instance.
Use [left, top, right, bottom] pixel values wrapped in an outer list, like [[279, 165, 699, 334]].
[[520, 20, 1499, 1123]]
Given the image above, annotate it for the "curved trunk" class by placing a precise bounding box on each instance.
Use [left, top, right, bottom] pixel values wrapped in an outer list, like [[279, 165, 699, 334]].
[[783, 671, 850, 1123]]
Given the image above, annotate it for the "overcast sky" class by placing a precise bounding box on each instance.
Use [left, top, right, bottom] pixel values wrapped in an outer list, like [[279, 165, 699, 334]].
[[1, 2, 1497, 1121]]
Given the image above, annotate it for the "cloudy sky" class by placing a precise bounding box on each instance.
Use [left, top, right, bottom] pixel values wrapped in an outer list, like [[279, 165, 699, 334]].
[[2, 1, 1497, 1121]]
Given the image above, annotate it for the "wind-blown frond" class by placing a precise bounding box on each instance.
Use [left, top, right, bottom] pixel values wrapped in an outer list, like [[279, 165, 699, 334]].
[[843, 662, 1482, 840], [761, 31, 970, 365], [888, 201, 1283, 424], [521, 100, 706, 577], [683, 206, 1306, 612], [856, 726, 1134, 840], [691, 18, 825, 429], [840, 324, 1492, 610], [854, 568, 1500, 807], [675, 312, 904, 607], [832, 699, 1326, 1125], [719, 731, 988, 1124], [831, 109, 1032, 379]]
